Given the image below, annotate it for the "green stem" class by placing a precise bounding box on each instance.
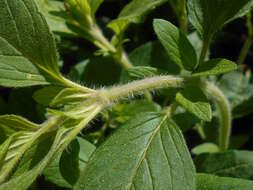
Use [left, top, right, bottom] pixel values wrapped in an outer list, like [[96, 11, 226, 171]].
[[237, 13, 253, 65], [205, 82, 232, 151], [179, 1, 188, 33], [90, 24, 133, 70], [101, 75, 184, 103], [198, 37, 211, 67], [237, 37, 253, 65]]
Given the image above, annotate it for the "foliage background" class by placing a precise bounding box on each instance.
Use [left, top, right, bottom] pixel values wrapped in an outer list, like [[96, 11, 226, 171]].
[[0, 0, 253, 189]]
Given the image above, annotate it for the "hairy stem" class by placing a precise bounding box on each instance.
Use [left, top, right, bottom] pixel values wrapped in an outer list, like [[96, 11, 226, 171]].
[[205, 82, 232, 151], [101, 75, 184, 103]]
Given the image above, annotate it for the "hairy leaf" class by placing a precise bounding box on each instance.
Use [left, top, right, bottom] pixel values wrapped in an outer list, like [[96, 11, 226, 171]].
[[153, 19, 197, 71], [108, 0, 167, 34], [0, 115, 39, 135], [0, 0, 62, 87], [75, 112, 196, 190], [195, 150, 253, 179], [193, 59, 237, 77], [0, 117, 60, 183], [197, 173, 253, 190]]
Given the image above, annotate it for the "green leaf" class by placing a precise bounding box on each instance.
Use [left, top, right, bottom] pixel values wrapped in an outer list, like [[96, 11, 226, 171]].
[[193, 59, 237, 77], [108, 0, 167, 34], [77, 137, 96, 170], [75, 112, 196, 190], [127, 66, 159, 80], [176, 85, 212, 121], [60, 140, 80, 186], [0, 117, 60, 183], [0, 115, 39, 135], [188, 0, 253, 42], [153, 19, 197, 71], [197, 173, 253, 190], [87, 0, 103, 15], [0, 105, 101, 190], [187, 32, 210, 61], [0, 57, 49, 87], [33, 86, 64, 106], [194, 150, 253, 179], [108, 100, 161, 126], [0, 0, 62, 87], [0, 136, 13, 167], [129, 41, 180, 73], [68, 60, 90, 81], [43, 154, 72, 188], [191, 143, 220, 155], [34, 0, 75, 35], [43, 137, 96, 188]]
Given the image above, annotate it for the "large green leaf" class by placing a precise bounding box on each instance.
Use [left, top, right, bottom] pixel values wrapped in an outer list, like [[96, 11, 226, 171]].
[[153, 19, 197, 71], [0, 0, 62, 87], [197, 173, 253, 190], [188, 0, 253, 42], [108, 0, 167, 34], [195, 150, 253, 179], [75, 112, 196, 190]]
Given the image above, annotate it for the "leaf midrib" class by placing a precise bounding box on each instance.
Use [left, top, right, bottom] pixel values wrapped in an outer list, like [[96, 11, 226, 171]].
[[127, 113, 169, 190]]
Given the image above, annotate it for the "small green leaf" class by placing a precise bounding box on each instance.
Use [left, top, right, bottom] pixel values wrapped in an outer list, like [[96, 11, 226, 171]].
[[193, 59, 237, 77], [0, 0, 62, 87], [176, 85, 212, 121], [60, 140, 80, 186], [43, 137, 96, 188], [188, 0, 253, 42], [153, 19, 197, 71], [0, 137, 13, 167], [197, 173, 253, 190], [0, 115, 40, 135], [75, 112, 196, 190], [195, 150, 253, 179], [108, 0, 167, 34], [191, 143, 220, 155]]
